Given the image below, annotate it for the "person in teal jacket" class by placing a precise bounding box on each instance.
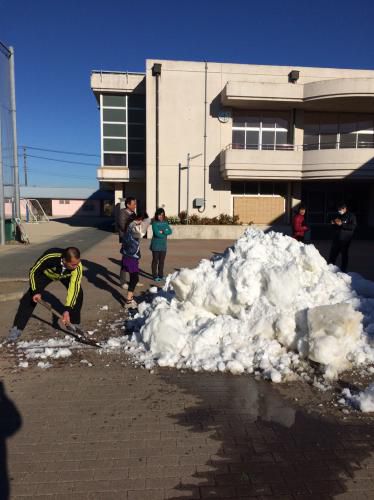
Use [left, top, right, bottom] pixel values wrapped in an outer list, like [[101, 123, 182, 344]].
[[150, 208, 172, 281]]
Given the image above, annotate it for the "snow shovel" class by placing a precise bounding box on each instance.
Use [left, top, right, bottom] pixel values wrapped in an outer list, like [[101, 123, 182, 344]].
[[38, 299, 101, 348]]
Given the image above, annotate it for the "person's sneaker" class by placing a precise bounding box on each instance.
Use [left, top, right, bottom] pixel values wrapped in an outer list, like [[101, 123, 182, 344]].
[[8, 326, 22, 342], [124, 299, 138, 310], [154, 277, 161, 282], [121, 283, 129, 290]]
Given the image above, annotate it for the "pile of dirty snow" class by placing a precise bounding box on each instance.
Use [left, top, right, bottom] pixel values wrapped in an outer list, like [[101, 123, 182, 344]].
[[125, 229, 374, 382], [340, 384, 374, 412]]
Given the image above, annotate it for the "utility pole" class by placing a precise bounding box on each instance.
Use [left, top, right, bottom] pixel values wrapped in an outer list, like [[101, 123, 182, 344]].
[[186, 154, 190, 224], [0, 111, 5, 245], [23, 146, 28, 186], [9, 46, 20, 219], [185, 152, 202, 224]]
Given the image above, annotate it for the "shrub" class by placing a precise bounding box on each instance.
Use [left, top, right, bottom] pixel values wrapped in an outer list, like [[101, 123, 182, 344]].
[[167, 212, 240, 225]]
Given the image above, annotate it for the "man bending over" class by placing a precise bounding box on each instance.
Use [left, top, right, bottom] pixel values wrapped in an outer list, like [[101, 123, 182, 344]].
[[8, 247, 83, 341]]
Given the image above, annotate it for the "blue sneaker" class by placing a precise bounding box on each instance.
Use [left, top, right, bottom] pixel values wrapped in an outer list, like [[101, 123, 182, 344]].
[[154, 277, 161, 282], [8, 327, 22, 342]]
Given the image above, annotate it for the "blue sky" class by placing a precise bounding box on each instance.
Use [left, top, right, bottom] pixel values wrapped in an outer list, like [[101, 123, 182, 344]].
[[1, 0, 373, 187]]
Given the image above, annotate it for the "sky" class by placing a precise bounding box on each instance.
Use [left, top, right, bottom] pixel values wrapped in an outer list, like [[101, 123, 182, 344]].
[[0, 0, 373, 188]]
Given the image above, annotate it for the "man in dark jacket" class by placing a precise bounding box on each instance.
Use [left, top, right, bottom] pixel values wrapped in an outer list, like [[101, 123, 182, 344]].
[[8, 247, 83, 341], [115, 197, 137, 241], [115, 197, 137, 288], [328, 203, 357, 272]]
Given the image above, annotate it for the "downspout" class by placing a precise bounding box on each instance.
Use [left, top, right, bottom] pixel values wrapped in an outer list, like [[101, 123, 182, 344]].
[[152, 63, 162, 209], [198, 61, 208, 213], [155, 74, 160, 209]]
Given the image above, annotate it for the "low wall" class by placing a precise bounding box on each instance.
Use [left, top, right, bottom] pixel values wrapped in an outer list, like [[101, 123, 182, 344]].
[[147, 224, 292, 240]]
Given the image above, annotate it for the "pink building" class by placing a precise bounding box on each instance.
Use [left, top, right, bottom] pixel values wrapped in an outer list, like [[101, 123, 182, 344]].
[[5, 186, 114, 219]]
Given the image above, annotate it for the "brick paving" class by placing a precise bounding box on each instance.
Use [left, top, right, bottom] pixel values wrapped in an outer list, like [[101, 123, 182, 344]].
[[0, 232, 373, 499], [2, 366, 374, 499]]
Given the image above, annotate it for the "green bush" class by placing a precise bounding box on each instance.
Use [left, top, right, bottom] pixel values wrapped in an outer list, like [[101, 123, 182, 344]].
[[167, 212, 240, 225]]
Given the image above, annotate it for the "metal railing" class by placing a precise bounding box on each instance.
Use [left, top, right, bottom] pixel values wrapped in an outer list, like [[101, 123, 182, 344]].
[[227, 140, 374, 152]]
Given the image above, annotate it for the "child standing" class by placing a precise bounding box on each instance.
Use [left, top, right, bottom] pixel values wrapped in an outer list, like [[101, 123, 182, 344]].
[[121, 213, 151, 310], [292, 205, 309, 242], [150, 208, 172, 282]]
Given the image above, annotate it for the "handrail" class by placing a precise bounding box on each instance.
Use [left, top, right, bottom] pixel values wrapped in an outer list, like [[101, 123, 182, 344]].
[[226, 140, 374, 152], [91, 70, 146, 76]]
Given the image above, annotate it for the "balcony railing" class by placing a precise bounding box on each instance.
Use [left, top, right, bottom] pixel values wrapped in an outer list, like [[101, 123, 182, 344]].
[[228, 140, 374, 152]]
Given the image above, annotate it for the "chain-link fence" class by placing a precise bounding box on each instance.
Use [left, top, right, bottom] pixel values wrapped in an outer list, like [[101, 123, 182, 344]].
[[0, 40, 20, 244]]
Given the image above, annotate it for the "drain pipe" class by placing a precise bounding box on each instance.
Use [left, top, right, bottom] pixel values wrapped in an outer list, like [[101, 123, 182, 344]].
[[198, 61, 208, 213], [152, 63, 162, 209]]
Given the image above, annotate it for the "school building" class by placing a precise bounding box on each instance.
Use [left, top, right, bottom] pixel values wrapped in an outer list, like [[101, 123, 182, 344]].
[[90, 60, 374, 229]]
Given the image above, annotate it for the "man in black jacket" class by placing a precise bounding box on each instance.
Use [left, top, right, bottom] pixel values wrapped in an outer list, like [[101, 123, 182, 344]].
[[8, 247, 83, 341], [115, 197, 137, 288], [328, 203, 357, 273]]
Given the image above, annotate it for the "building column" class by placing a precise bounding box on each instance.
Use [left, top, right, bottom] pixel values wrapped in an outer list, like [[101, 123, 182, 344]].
[[114, 183, 124, 206], [294, 109, 304, 148], [368, 184, 374, 228]]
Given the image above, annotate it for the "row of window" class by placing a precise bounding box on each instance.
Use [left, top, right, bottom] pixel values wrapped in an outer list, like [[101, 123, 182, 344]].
[[231, 181, 287, 196], [233, 113, 289, 150], [101, 93, 146, 168], [304, 116, 374, 150]]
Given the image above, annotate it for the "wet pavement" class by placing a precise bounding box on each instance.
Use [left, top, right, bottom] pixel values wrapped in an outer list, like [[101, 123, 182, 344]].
[[1, 363, 374, 499]]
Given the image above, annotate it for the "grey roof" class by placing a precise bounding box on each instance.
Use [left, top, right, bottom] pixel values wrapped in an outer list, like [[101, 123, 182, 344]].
[[4, 186, 113, 200]]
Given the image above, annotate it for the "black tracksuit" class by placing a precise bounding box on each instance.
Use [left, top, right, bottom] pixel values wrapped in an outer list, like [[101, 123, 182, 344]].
[[328, 211, 357, 272], [13, 248, 83, 330]]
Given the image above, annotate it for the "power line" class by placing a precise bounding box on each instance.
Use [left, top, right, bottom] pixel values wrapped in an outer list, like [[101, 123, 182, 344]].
[[20, 145, 100, 157], [26, 168, 95, 180], [26, 154, 99, 167]]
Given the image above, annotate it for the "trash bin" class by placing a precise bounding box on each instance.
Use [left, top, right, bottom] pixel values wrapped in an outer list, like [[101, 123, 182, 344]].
[[5, 219, 14, 242]]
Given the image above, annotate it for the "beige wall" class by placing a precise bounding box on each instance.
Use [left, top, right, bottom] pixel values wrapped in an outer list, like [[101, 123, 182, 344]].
[[91, 61, 374, 220], [145, 59, 374, 218]]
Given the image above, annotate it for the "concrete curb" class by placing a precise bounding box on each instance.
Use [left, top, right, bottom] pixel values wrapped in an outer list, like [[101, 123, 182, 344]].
[[0, 291, 24, 302], [0, 277, 28, 283]]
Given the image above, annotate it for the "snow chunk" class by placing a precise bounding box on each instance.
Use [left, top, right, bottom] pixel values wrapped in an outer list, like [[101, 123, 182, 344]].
[[37, 361, 52, 369], [342, 384, 374, 412], [307, 303, 362, 379]]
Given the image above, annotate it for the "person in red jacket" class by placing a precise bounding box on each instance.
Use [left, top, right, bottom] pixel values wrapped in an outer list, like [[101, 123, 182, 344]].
[[292, 205, 309, 242]]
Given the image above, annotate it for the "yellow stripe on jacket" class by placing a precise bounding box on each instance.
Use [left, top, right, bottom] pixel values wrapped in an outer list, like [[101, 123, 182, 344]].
[[65, 262, 83, 309], [29, 253, 61, 291]]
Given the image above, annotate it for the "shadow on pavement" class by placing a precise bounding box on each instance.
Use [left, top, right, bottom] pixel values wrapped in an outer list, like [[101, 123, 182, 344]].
[[0, 382, 22, 500], [52, 216, 114, 232], [160, 371, 374, 499], [82, 259, 124, 307]]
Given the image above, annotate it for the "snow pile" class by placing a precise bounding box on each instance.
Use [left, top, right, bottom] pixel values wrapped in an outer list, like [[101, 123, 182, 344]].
[[125, 228, 374, 381], [341, 384, 374, 412]]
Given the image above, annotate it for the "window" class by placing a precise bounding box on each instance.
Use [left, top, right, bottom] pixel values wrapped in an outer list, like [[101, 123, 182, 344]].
[[103, 108, 126, 122], [101, 93, 128, 167], [101, 93, 146, 169], [103, 95, 126, 107], [303, 113, 374, 150], [58, 200, 70, 204], [103, 138, 127, 152], [231, 181, 287, 196], [104, 153, 127, 166], [232, 112, 289, 150]]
